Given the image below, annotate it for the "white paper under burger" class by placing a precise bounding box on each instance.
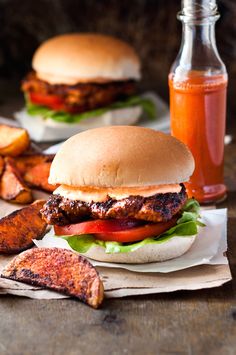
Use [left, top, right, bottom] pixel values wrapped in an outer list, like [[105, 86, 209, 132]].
[[14, 106, 142, 142]]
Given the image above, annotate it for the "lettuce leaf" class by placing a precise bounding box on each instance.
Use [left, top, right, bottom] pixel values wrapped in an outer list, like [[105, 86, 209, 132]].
[[59, 199, 203, 254], [26, 95, 156, 123]]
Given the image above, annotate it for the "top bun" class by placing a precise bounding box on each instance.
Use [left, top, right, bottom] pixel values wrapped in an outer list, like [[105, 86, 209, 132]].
[[32, 33, 141, 85], [49, 126, 195, 187]]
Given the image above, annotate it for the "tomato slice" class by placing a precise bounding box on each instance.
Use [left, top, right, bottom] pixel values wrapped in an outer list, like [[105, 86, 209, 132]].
[[29, 92, 64, 111], [54, 219, 143, 236], [54, 217, 177, 243], [95, 218, 177, 243]]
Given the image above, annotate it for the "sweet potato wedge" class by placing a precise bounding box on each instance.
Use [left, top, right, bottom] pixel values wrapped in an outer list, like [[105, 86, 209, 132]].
[[0, 156, 4, 177], [0, 124, 30, 156], [0, 157, 32, 204], [13, 154, 54, 175], [1, 247, 104, 308], [24, 161, 56, 193], [0, 200, 47, 254], [13, 154, 56, 192]]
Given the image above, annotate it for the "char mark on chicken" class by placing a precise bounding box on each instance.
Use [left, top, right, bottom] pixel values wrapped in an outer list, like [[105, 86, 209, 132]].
[[41, 184, 187, 226]]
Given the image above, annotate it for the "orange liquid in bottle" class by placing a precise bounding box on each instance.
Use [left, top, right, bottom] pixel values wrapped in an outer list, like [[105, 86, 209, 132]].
[[169, 72, 227, 203]]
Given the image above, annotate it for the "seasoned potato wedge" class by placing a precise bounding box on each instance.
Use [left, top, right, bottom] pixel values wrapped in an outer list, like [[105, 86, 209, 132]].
[[2, 247, 104, 308], [0, 125, 30, 156], [13, 154, 54, 175], [0, 156, 4, 176], [0, 157, 32, 204], [0, 200, 47, 254], [24, 161, 56, 192], [13, 154, 56, 192]]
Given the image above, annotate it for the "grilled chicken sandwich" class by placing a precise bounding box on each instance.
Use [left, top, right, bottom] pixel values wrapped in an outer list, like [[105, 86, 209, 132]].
[[16, 34, 155, 141], [41, 126, 201, 264]]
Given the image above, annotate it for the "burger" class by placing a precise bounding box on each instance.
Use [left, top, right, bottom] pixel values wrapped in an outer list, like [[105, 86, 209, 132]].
[[41, 126, 202, 264], [15, 33, 155, 141]]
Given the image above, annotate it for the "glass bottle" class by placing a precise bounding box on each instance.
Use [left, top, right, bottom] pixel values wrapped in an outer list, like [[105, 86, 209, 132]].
[[169, 0, 227, 204]]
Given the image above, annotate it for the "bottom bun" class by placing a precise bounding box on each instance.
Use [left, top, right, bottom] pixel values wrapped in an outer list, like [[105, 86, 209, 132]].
[[14, 106, 142, 142], [81, 235, 197, 264]]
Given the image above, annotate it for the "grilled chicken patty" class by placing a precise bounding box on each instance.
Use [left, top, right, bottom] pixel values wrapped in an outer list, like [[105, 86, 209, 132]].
[[22, 72, 136, 113], [41, 185, 187, 226]]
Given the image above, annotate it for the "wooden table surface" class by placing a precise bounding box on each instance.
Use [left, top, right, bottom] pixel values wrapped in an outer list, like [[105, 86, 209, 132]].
[[0, 96, 235, 355]]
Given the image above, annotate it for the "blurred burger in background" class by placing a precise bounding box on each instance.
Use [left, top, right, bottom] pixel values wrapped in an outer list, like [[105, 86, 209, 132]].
[[15, 33, 155, 141]]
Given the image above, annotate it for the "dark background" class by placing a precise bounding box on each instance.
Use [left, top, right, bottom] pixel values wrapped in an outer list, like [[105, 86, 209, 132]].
[[0, 0, 235, 120]]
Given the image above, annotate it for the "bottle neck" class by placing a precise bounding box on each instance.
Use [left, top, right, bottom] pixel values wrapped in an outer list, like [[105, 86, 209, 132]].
[[183, 20, 217, 47], [181, 19, 217, 64], [172, 16, 226, 78]]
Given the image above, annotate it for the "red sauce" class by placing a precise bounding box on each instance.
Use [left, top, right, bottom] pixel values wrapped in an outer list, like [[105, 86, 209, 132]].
[[169, 72, 227, 203]]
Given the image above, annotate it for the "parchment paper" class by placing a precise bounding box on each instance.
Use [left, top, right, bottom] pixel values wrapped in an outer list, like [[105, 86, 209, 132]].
[[0, 198, 232, 299], [0, 262, 231, 299]]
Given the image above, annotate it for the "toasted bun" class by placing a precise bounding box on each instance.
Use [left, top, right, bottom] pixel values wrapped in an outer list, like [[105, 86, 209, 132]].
[[49, 126, 195, 187], [32, 33, 141, 85], [81, 235, 197, 263]]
